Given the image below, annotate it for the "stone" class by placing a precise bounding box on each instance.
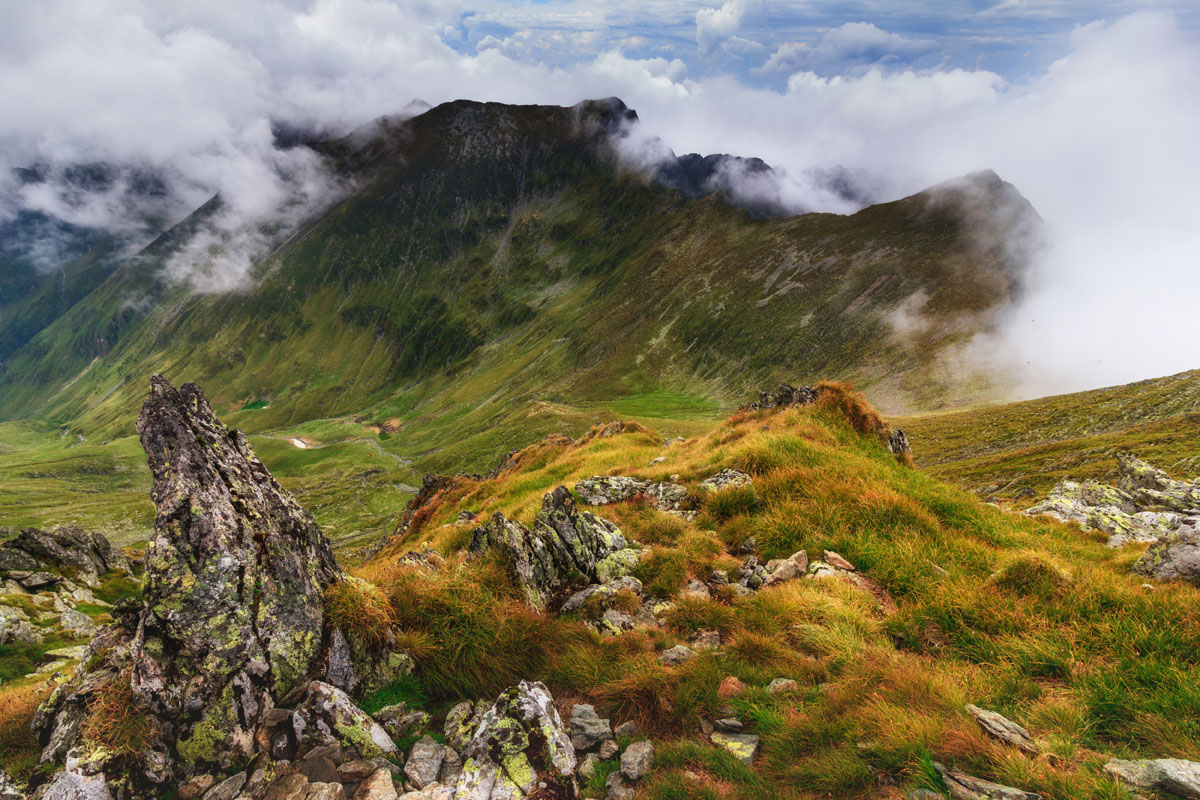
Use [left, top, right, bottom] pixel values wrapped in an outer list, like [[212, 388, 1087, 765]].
[[264, 774, 311, 800], [699, 470, 754, 493], [0, 525, 128, 580], [714, 718, 743, 732], [300, 757, 341, 784], [179, 774, 217, 800], [570, 704, 613, 752], [0, 605, 42, 646], [470, 487, 629, 609], [34, 375, 350, 786], [559, 585, 613, 615], [0, 771, 22, 800], [605, 771, 634, 800], [717, 677, 745, 698], [353, 769, 398, 800], [709, 569, 728, 585], [305, 783, 347, 800], [38, 765, 114, 800], [201, 772, 247, 800], [908, 791, 943, 800], [613, 721, 639, 738], [710, 732, 760, 765], [404, 735, 445, 790], [597, 739, 619, 760], [577, 752, 600, 780], [596, 608, 635, 635], [658, 645, 696, 666], [1133, 520, 1200, 586], [339, 760, 379, 782], [764, 559, 800, 584], [934, 763, 1042, 800], [444, 700, 490, 753], [620, 740, 654, 780], [573, 477, 648, 506], [823, 551, 856, 571], [643, 482, 690, 512], [294, 682, 399, 758], [1105, 758, 1200, 799], [19, 571, 61, 591], [682, 580, 710, 599], [44, 645, 88, 660], [740, 384, 817, 411], [437, 746, 463, 786], [58, 606, 96, 636], [768, 678, 798, 694], [965, 704, 1038, 754], [305, 745, 345, 764], [453, 681, 577, 800], [691, 629, 721, 651]]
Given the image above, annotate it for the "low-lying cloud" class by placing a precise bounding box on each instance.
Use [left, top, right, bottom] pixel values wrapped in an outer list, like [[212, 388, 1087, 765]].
[[0, 2, 1197, 397]]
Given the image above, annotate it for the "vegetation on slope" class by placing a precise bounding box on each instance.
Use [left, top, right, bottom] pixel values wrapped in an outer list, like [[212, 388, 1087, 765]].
[[318, 385, 1200, 800], [900, 369, 1200, 505]]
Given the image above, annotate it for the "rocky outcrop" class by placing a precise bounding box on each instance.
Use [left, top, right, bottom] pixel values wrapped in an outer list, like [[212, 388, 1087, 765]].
[[469, 487, 637, 609], [1027, 455, 1200, 547], [934, 763, 1042, 800], [33, 375, 352, 794], [1132, 519, 1200, 586], [1105, 757, 1200, 799], [0, 526, 129, 582], [454, 681, 577, 799], [738, 383, 816, 412]]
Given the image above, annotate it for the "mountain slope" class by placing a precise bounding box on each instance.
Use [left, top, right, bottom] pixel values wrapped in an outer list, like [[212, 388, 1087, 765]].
[[0, 99, 1040, 472]]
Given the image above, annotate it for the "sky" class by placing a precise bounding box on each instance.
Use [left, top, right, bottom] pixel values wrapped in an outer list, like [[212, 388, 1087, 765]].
[[1, 0, 1198, 397]]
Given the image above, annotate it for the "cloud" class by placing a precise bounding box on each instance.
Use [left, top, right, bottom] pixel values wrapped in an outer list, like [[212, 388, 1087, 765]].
[[696, 0, 766, 56], [0, 3, 1197, 394]]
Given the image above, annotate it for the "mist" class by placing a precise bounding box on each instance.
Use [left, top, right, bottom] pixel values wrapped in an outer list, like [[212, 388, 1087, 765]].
[[1, 2, 1197, 397]]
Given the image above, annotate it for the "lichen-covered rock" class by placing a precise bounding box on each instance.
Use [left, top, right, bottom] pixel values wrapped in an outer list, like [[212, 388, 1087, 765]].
[[643, 482, 689, 512], [470, 487, 629, 609], [710, 732, 759, 765], [934, 763, 1042, 800], [573, 477, 648, 506], [0, 604, 43, 646], [1104, 757, 1200, 798], [739, 384, 816, 412], [699, 470, 754, 493], [620, 741, 653, 780], [371, 703, 430, 742], [444, 700, 490, 754], [454, 681, 577, 799], [293, 681, 399, 758], [569, 704, 612, 752], [1117, 453, 1200, 512], [0, 770, 24, 800], [1133, 520, 1200, 586], [0, 526, 129, 583], [658, 645, 696, 666], [965, 705, 1038, 754]]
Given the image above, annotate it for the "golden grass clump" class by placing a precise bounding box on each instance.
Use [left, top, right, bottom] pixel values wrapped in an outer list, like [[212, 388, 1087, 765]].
[[323, 577, 396, 649], [814, 381, 886, 438], [80, 675, 153, 757], [0, 682, 50, 780]]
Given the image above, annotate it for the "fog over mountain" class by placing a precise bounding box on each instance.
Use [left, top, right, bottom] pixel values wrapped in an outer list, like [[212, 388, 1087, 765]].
[[1, 2, 1198, 397]]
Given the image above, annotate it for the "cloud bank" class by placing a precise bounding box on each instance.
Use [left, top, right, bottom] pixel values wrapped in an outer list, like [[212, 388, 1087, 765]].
[[0, 1, 1197, 397]]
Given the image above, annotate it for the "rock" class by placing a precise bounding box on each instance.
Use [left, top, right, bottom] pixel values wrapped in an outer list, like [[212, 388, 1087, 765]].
[[405, 736, 445, 790], [305, 783, 347, 800], [201, 772, 247, 800], [620, 740, 653, 780], [740, 384, 817, 412], [339, 760, 380, 782], [658, 645, 696, 666], [0, 525, 128, 580], [453, 680, 577, 800], [1105, 758, 1200, 799], [1117, 453, 1200, 512], [353, 769, 398, 800], [58, 606, 96, 636], [764, 559, 800, 584], [709, 569, 728, 585], [570, 704, 613, 752], [908, 791, 942, 800], [0, 605, 42, 646], [34, 376, 350, 786], [934, 763, 1042, 800], [264, 774, 311, 800], [605, 771, 634, 800], [437, 746, 463, 786], [44, 645, 88, 660], [1133, 520, 1200, 585], [573, 477, 648, 506], [613, 721, 639, 738], [691, 629, 721, 651], [595, 549, 640, 584], [823, 551, 856, 571], [38, 765, 114, 800], [300, 757, 341, 784], [305, 745, 345, 764], [699, 470, 754, 493], [294, 682, 399, 758], [470, 487, 629, 609], [444, 700, 490, 753], [887, 429, 912, 457], [710, 732, 760, 764], [577, 752, 600, 780], [682, 580, 710, 599], [19, 571, 61, 591], [965, 704, 1038, 754], [596, 608, 635, 635], [597, 739, 619, 760], [768, 678, 798, 694], [559, 584, 612, 615], [717, 676, 745, 698], [714, 718, 743, 732], [643, 482, 690, 512], [179, 775, 217, 800]]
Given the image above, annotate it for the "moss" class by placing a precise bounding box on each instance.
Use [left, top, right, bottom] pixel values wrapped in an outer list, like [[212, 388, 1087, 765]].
[[334, 722, 386, 758]]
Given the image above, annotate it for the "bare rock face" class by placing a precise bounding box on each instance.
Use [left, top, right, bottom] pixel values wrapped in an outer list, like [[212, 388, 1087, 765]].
[[34, 375, 349, 792], [0, 526, 129, 580], [454, 681, 577, 800], [469, 487, 634, 609], [1105, 757, 1200, 799]]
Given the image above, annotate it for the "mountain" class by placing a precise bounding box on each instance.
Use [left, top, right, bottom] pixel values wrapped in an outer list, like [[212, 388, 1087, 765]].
[[0, 98, 1040, 473]]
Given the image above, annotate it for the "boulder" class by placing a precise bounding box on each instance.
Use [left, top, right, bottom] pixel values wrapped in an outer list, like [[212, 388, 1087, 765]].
[[699, 470, 754, 493], [454, 681, 577, 799], [1133, 520, 1200, 586], [404, 736, 445, 790], [710, 732, 759, 765], [965, 704, 1038, 754], [1117, 453, 1200, 512], [658, 645, 696, 666], [470, 487, 629, 609], [620, 741, 653, 780], [294, 681, 399, 758], [200, 772, 246, 800], [371, 704, 431, 741], [573, 477, 648, 506], [569, 704, 612, 752], [0, 605, 42, 646], [354, 769, 399, 800], [643, 482, 690, 512], [934, 763, 1042, 800], [0, 525, 129, 581], [1105, 758, 1200, 799], [438, 747, 463, 786], [444, 700, 490, 753], [264, 773, 310, 800], [35, 376, 355, 790]]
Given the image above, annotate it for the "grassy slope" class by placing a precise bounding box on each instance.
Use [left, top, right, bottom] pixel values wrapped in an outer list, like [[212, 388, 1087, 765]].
[[898, 369, 1200, 505], [340, 390, 1200, 800]]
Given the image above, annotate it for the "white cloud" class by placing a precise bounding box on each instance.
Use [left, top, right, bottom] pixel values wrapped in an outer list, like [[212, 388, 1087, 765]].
[[759, 22, 937, 73], [696, 0, 766, 56]]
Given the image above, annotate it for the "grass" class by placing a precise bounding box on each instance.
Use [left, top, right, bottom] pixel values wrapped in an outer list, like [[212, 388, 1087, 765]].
[[345, 393, 1200, 799]]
